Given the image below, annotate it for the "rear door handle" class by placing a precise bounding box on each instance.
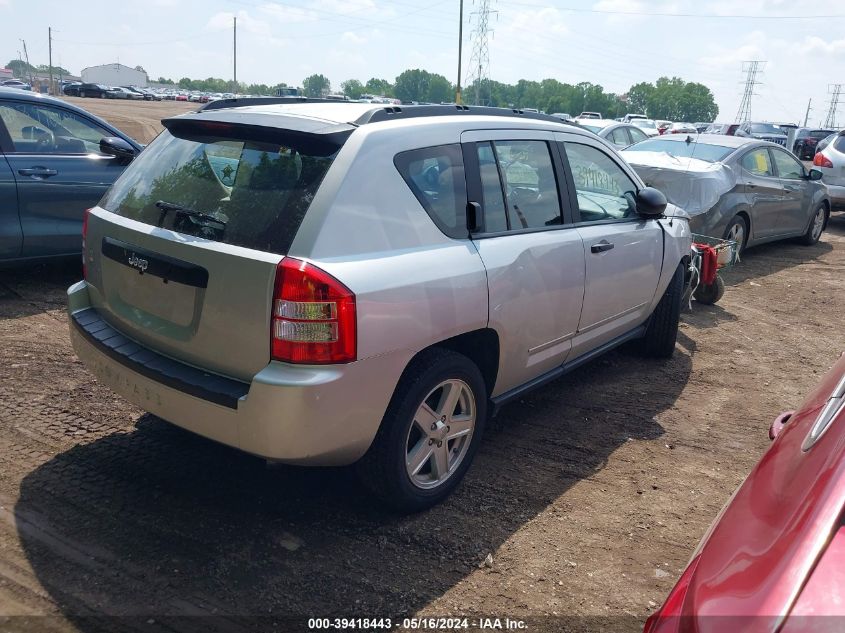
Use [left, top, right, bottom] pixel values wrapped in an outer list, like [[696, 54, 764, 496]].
[[18, 167, 58, 179], [590, 240, 614, 254]]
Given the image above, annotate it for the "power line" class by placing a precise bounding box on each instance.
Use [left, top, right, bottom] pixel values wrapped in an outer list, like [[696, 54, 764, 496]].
[[498, 1, 845, 20], [735, 60, 764, 123], [823, 84, 842, 129], [467, 0, 497, 105]]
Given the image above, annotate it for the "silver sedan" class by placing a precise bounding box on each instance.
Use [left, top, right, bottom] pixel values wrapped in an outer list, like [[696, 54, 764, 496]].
[[622, 135, 830, 254], [575, 119, 650, 150]]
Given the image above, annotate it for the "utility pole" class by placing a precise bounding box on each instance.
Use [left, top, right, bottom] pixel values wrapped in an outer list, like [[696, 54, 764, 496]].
[[21, 39, 34, 86], [467, 0, 496, 106], [803, 98, 812, 127], [456, 0, 463, 105], [823, 84, 842, 129], [48, 27, 54, 95], [735, 60, 764, 124], [233, 16, 237, 93]]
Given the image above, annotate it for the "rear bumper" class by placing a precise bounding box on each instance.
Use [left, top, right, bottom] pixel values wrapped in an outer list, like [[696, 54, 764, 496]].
[[68, 281, 412, 466]]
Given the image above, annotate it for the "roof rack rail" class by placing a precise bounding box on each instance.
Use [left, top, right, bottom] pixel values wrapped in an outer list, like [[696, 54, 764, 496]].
[[353, 104, 576, 126], [199, 96, 349, 111]]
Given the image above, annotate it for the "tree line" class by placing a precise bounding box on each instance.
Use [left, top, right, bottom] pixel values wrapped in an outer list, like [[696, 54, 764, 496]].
[[303, 70, 720, 122], [7, 54, 719, 122]]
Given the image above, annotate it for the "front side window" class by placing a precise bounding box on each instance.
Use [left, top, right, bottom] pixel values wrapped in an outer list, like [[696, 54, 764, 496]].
[[771, 149, 804, 180], [0, 102, 112, 154], [101, 129, 339, 255], [563, 142, 638, 222], [394, 144, 467, 239], [741, 149, 774, 177]]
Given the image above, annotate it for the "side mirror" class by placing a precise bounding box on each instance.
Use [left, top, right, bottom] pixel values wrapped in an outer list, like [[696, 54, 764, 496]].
[[808, 168, 823, 181], [636, 187, 667, 218], [735, 129, 748, 137], [99, 136, 137, 163]]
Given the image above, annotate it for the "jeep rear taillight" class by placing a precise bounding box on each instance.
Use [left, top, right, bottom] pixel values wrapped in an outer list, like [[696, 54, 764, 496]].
[[271, 258, 356, 364], [81, 208, 91, 279]]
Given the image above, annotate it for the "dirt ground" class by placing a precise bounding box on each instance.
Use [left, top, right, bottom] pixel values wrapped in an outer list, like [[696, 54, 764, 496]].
[[59, 96, 195, 143], [1, 99, 845, 632]]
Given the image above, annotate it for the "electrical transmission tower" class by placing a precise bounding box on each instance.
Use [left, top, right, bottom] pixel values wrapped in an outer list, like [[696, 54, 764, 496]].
[[466, 0, 496, 106], [735, 61, 765, 124], [823, 84, 842, 129]]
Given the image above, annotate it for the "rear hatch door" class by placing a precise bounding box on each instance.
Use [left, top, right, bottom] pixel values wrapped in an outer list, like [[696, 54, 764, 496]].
[[84, 110, 352, 381]]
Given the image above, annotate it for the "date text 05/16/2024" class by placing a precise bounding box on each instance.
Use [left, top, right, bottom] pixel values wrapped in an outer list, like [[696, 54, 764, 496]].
[[307, 618, 528, 630]]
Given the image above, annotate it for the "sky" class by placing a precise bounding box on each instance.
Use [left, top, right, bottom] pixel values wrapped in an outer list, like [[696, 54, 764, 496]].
[[1, 0, 843, 126]]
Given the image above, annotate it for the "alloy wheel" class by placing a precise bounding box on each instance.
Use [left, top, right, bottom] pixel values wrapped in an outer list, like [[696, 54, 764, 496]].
[[811, 208, 825, 241], [405, 379, 476, 490]]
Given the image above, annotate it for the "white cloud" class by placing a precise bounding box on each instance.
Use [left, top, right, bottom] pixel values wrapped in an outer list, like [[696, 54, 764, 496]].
[[341, 31, 367, 45], [792, 36, 845, 57], [699, 31, 768, 69], [258, 3, 318, 24], [206, 10, 272, 38], [317, 0, 378, 15], [705, 0, 820, 15]]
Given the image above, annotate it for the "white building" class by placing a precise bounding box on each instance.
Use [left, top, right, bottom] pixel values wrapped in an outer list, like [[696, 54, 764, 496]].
[[80, 63, 148, 87]]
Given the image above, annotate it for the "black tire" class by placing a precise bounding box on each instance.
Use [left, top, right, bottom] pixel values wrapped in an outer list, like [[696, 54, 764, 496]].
[[356, 348, 487, 513], [637, 263, 684, 358], [723, 215, 748, 257], [800, 204, 826, 246], [693, 276, 725, 305]]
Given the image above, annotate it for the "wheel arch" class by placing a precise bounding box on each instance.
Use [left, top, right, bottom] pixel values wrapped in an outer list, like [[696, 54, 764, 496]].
[[427, 328, 500, 398]]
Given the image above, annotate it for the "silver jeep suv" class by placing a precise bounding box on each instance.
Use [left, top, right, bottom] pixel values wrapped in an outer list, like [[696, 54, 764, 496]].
[[67, 102, 691, 511]]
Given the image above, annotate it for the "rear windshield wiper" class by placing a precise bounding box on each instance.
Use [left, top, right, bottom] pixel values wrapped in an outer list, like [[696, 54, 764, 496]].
[[155, 200, 226, 227]]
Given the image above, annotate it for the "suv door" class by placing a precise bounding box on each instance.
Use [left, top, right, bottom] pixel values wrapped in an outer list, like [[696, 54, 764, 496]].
[[739, 147, 783, 239], [770, 147, 811, 235], [556, 135, 662, 356], [0, 100, 129, 257], [461, 130, 585, 395]]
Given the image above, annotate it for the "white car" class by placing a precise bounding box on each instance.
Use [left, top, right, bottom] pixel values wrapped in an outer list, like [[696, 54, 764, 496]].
[[631, 118, 660, 137], [814, 131, 845, 209]]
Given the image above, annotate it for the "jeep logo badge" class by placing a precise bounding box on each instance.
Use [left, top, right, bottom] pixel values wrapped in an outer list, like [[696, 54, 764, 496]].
[[127, 253, 149, 272]]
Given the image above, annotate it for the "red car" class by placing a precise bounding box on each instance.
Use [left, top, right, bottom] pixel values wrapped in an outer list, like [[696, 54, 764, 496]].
[[645, 352, 845, 633]]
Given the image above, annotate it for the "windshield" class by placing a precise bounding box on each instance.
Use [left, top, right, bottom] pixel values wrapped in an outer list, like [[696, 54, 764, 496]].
[[809, 130, 834, 139], [100, 130, 340, 255], [749, 123, 785, 135], [632, 119, 656, 129], [624, 139, 734, 163]]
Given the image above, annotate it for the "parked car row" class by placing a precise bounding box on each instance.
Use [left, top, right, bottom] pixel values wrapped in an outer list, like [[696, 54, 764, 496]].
[[61, 82, 161, 100]]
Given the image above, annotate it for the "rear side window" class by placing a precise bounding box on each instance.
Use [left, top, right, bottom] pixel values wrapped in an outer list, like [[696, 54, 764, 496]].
[[394, 144, 467, 239], [741, 149, 774, 177], [471, 140, 563, 232], [835, 135, 845, 153], [100, 130, 338, 255]]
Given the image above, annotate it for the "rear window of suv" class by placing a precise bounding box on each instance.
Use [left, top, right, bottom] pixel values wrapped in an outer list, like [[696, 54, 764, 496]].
[[100, 129, 339, 255]]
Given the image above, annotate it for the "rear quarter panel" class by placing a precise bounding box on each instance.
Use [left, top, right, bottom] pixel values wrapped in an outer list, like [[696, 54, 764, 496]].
[[289, 120, 489, 363]]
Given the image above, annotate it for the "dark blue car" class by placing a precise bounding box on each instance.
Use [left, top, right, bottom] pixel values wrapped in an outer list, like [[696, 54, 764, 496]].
[[0, 88, 142, 263]]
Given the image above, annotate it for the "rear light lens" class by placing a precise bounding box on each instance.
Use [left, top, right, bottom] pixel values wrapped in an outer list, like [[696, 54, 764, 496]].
[[814, 153, 833, 168], [81, 208, 91, 279], [643, 555, 700, 633], [271, 257, 356, 364]]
